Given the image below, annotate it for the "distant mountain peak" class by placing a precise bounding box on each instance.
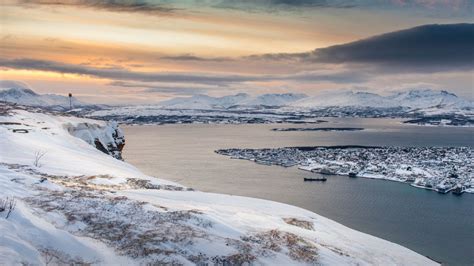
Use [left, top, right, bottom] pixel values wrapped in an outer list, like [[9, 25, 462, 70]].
[[0, 80, 88, 109], [0, 80, 38, 96], [1, 87, 38, 97]]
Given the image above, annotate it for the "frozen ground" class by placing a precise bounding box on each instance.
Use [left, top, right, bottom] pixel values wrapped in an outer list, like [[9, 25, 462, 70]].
[[0, 104, 436, 265]]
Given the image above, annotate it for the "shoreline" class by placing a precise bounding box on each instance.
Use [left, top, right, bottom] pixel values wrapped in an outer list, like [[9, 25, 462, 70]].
[[217, 146, 473, 195], [298, 166, 474, 194], [0, 106, 440, 265]]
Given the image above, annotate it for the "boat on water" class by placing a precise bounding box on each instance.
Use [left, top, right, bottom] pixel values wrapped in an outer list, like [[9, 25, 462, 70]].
[[304, 177, 327, 182], [348, 172, 357, 178]]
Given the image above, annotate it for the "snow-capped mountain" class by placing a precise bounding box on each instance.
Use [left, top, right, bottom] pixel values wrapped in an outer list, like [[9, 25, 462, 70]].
[[242, 93, 307, 106], [387, 89, 472, 109], [290, 91, 391, 108], [158, 93, 249, 109], [157, 89, 472, 111], [158, 93, 308, 109], [0, 80, 87, 109], [290, 89, 473, 110]]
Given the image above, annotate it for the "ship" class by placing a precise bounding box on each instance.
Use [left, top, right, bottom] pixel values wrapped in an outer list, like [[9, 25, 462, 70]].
[[304, 177, 327, 182]]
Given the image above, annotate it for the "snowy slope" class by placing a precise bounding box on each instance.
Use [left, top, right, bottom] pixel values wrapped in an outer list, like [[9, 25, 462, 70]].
[[155, 89, 472, 117], [387, 89, 473, 109], [158, 93, 249, 109], [0, 80, 87, 109], [291, 89, 473, 110], [241, 93, 307, 106], [0, 105, 436, 265], [291, 91, 391, 108], [158, 93, 307, 109]]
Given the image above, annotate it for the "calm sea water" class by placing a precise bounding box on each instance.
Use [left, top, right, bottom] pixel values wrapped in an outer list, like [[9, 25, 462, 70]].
[[123, 118, 474, 265]]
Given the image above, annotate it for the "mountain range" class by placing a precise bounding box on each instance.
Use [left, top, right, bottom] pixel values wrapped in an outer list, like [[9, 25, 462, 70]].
[[289, 89, 473, 110], [158, 92, 308, 109], [1, 80, 472, 116], [156, 89, 472, 111]]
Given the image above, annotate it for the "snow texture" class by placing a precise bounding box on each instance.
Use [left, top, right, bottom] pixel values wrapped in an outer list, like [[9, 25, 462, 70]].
[[0, 105, 437, 265]]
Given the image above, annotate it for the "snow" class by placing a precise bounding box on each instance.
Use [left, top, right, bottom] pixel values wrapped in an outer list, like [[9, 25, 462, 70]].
[[157, 93, 308, 109], [0, 80, 87, 109], [219, 147, 472, 193], [0, 106, 437, 265], [157, 89, 470, 111], [0, 201, 133, 265], [291, 91, 391, 108], [87, 88, 473, 127], [290, 89, 474, 110]]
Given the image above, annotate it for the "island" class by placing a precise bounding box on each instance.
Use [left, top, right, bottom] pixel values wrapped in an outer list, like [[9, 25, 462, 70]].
[[216, 146, 474, 195]]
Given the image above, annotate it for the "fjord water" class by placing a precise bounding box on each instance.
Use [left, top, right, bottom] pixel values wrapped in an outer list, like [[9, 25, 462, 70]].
[[123, 118, 474, 265]]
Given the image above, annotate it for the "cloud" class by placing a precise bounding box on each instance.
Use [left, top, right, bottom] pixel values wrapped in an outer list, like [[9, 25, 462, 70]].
[[109, 81, 215, 95], [17, 0, 177, 15], [313, 24, 474, 67], [210, 0, 472, 14], [13, 0, 473, 17], [160, 54, 232, 62], [391, 0, 472, 11], [212, 0, 357, 10], [0, 58, 245, 84], [0, 58, 366, 84], [248, 23, 474, 72]]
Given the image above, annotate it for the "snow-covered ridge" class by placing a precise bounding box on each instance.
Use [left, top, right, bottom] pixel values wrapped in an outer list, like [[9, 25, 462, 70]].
[[158, 92, 308, 109], [0, 80, 87, 109], [0, 105, 436, 265], [290, 89, 473, 109], [155, 89, 472, 111]]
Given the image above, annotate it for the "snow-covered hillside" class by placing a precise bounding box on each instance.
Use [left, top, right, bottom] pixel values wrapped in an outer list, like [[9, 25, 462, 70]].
[[290, 89, 473, 110], [158, 93, 307, 109], [156, 89, 472, 111], [291, 91, 390, 108], [0, 104, 436, 265], [0, 80, 87, 109]]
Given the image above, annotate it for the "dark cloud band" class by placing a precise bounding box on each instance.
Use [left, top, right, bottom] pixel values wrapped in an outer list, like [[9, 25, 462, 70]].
[[17, 0, 177, 15], [248, 23, 474, 72], [314, 23, 474, 67], [0, 58, 364, 84]]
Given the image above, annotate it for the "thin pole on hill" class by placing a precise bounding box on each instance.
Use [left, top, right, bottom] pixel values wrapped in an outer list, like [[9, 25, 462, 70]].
[[68, 93, 72, 110]]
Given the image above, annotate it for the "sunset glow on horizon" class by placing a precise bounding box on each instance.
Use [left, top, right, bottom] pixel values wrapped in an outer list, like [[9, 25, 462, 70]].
[[1, 0, 473, 104]]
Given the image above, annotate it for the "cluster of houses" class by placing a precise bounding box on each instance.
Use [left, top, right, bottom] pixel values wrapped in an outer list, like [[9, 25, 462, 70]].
[[216, 146, 473, 195]]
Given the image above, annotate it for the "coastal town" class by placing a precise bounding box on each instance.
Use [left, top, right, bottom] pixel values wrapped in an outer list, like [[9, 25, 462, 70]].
[[216, 146, 474, 195]]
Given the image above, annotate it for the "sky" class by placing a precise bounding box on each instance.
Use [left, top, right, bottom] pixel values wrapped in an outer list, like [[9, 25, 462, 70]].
[[0, 0, 473, 104]]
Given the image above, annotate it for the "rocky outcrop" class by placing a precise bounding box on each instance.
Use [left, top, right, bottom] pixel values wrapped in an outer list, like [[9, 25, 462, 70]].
[[66, 121, 125, 160]]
